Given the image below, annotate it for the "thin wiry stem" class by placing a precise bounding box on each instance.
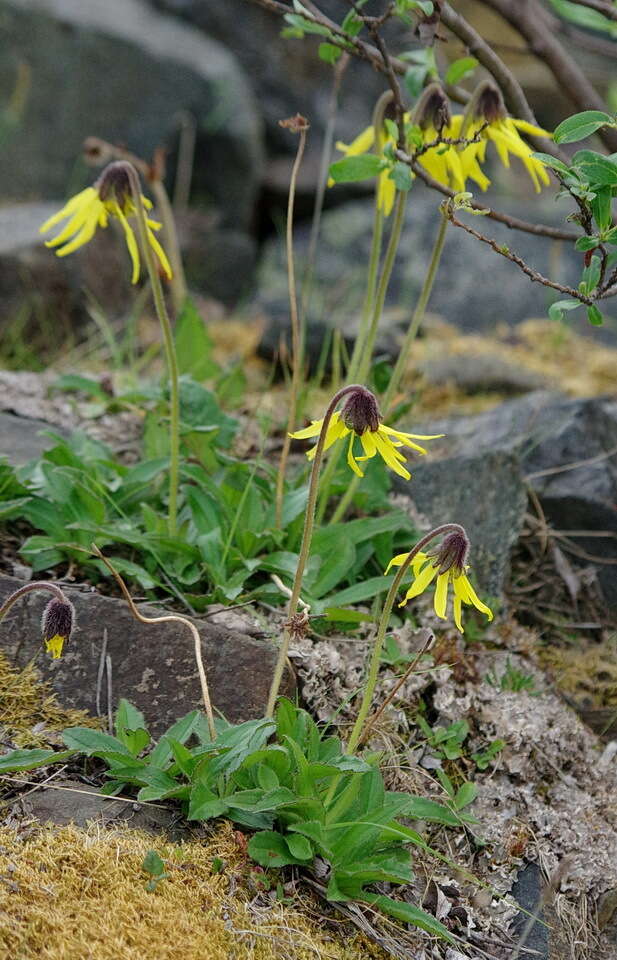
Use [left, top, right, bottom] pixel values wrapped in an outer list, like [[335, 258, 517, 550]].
[[125, 163, 181, 535], [92, 544, 216, 740], [275, 120, 309, 529], [266, 384, 363, 717]]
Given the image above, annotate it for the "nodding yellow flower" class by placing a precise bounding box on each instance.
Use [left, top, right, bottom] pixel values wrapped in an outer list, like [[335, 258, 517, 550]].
[[460, 82, 551, 193], [40, 161, 172, 284], [41, 595, 75, 659], [414, 84, 466, 194], [290, 385, 443, 480], [386, 530, 493, 633], [331, 123, 399, 216]]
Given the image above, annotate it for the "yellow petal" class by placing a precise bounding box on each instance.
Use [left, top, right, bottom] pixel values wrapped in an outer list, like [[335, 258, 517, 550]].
[[336, 125, 375, 157], [347, 431, 364, 477], [511, 118, 552, 139], [45, 634, 65, 659], [373, 433, 411, 480], [378, 170, 396, 216], [456, 573, 493, 621], [403, 561, 438, 602], [290, 418, 324, 440], [39, 188, 97, 234], [53, 215, 99, 257], [147, 227, 173, 279], [385, 552, 409, 574], [434, 572, 450, 619], [453, 595, 464, 633], [113, 202, 141, 284]]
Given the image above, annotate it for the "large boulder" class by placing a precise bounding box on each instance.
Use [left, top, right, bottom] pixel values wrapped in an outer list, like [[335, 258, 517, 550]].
[[1, 0, 263, 229], [0, 574, 294, 735], [395, 392, 617, 609], [254, 186, 616, 365]]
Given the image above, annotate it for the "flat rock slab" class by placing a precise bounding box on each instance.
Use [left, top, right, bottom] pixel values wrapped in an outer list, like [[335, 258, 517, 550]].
[[0, 574, 293, 735], [396, 391, 617, 608], [0, 412, 66, 467]]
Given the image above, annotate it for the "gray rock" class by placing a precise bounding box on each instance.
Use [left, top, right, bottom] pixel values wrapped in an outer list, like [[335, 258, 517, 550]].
[[397, 392, 617, 608], [0, 412, 66, 466], [0, 574, 294, 735], [421, 353, 548, 395], [2, 0, 263, 229], [254, 188, 617, 365], [401, 450, 527, 597], [510, 862, 549, 960], [20, 778, 191, 837]]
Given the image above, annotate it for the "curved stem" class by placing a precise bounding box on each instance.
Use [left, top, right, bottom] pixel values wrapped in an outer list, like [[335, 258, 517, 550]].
[[265, 384, 364, 717], [92, 544, 216, 740], [275, 126, 309, 529], [0, 581, 68, 622], [126, 163, 180, 536], [346, 523, 464, 754]]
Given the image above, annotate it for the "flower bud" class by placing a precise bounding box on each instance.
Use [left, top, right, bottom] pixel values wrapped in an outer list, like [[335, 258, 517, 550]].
[[96, 160, 133, 206], [469, 81, 506, 125], [413, 83, 451, 133], [341, 386, 381, 435], [427, 529, 470, 576], [41, 596, 75, 659]]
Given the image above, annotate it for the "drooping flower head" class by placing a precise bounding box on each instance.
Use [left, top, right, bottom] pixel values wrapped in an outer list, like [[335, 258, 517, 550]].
[[290, 385, 443, 480], [413, 84, 465, 193], [386, 527, 493, 633], [40, 160, 172, 284], [461, 81, 551, 193], [41, 595, 75, 659]]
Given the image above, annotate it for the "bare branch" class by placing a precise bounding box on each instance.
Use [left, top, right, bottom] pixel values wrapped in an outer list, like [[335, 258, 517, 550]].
[[479, 0, 617, 153], [443, 203, 592, 303]]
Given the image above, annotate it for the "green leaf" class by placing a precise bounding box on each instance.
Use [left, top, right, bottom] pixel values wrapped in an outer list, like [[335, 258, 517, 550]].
[[389, 162, 414, 192], [573, 149, 617, 187], [587, 304, 605, 326], [530, 152, 571, 176], [404, 65, 428, 99], [454, 781, 478, 810], [175, 298, 219, 381], [404, 797, 462, 826], [592, 187, 613, 232], [444, 56, 478, 85], [142, 850, 167, 877], [257, 765, 280, 792], [187, 783, 229, 821], [575, 236, 602, 252], [248, 831, 308, 867], [319, 574, 394, 611], [365, 894, 454, 943], [0, 748, 75, 773], [283, 12, 335, 38], [149, 711, 204, 769], [318, 42, 341, 64], [115, 700, 150, 756], [328, 154, 384, 183], [285, 834, 314, 861], [62, 728, 132, 757], [548, 298, 581, 322], [554, 110, 614, 145]]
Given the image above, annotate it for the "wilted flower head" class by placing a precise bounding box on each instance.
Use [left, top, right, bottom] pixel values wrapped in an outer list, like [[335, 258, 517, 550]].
[[413, 83, 465, 193], [386, 527, 492, 633], [41, 596, 75, 659], [461, 80, 551, 193], [39, 160, 172, 284], [291, 385, 443, 480], [415, 83, 451, 134]]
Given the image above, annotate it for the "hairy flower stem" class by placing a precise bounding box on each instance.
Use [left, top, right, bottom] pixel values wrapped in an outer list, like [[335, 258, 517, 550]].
[[328, 212, 449, 526], [314, 92, 392, 525], [0, 582, 68, 622], [93, 545, 216, 740], [266, 384, 364, 718], [275, 124, 309, 529], [125, 163, 180, 536], [346, 523, 464, 754]]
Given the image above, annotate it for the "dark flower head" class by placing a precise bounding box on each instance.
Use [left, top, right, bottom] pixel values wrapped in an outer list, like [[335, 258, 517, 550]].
[[427, 529, 470, 575], [414, 83, 451, 132], [341, 386, 381, 435], [41, 596, 75, 659], [472, 81, 506, 124], [96, 160, 133, 206]]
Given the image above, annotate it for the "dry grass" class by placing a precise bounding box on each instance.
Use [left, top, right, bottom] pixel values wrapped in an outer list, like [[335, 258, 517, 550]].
[[0, 820, 389, 960], [0, 652, 97, 747]]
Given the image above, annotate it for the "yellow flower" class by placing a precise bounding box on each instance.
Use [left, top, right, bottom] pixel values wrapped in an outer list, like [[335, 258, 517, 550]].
[[42, 595, 75, 659], [40, 161, 172, 284], [332, 123, 398, 216], [290, 386, 443, 480], [461, 82, 551, 193], [386, 530, 493, 633]]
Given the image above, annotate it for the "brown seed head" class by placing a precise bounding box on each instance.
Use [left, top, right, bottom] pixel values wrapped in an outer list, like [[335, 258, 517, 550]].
[[279, 113, 310, 134], [428, 529, 470, 575], [414, 83, 451, 133], [473, 81, 506, 124], [341, 386, 381, 435], [96, 160, 134, 205]]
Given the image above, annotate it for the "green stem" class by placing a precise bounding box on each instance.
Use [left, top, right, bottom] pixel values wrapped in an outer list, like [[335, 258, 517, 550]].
[[329, 212, 448, 526], [382, 210, 449, 414], [346, 523, 463, 754], [275, 126, 309, 529], [150, 178, 187, 316], [126, 164, 180, 536], [265, 384, 363, 718]]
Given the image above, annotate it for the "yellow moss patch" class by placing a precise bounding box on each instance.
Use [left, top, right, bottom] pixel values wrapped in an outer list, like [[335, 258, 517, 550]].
[[0, 821, 387, 960], [539, 642, 617, 710], [0, 652, 98, 747]]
